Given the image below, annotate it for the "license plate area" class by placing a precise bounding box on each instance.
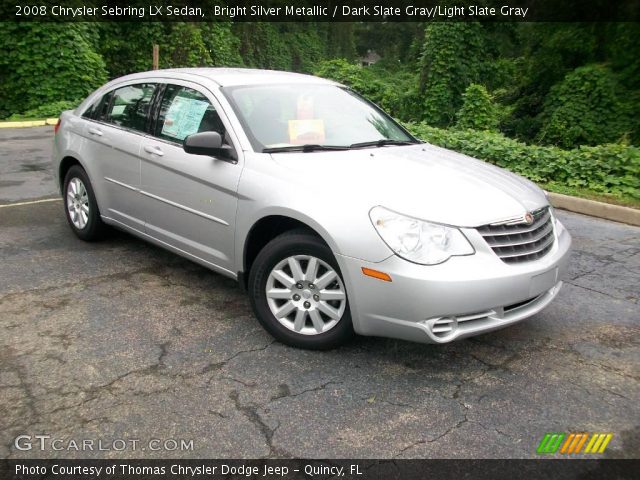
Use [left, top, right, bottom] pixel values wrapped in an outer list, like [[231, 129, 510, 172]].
[[529, 267, 558, 297]]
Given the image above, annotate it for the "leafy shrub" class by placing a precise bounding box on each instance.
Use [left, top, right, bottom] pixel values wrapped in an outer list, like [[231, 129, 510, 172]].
[[8, 100, 81, 120], [405, 123, 640, 199], [455, 84, 500, 132], [537, 64, 630, 148], [0, 23, 107, 119]]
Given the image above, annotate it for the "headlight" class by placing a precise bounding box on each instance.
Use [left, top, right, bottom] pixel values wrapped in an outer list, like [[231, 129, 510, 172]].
[[369, 206, 474, 265]]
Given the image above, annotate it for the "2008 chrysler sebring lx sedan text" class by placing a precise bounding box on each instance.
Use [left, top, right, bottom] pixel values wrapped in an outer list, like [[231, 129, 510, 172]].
[[53, 68, 571, 349]]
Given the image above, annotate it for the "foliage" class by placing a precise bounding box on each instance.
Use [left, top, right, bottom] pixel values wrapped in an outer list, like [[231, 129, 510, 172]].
[[0, 23, 107, 119], [234, 23, 327, 72], [7, 100, 81, 120], [326, 23, 357, 61], [200, 23, 243, 67], [96, 23, 167, 78], [455, 84, 500, 132], [354, 23, 423, 65], [405, 122, 640, 200], [1, 21, 638, 154], [419, 22, 488, 127], [163, 23, 212, 68], [314, 59, 422, 120], [537, 64, 630, 148]]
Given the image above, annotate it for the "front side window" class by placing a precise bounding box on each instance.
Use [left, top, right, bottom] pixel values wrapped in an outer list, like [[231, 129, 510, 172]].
[[106, 84, 157, 132], [154, 85, 225, 144], [222, 83, 415, 151]]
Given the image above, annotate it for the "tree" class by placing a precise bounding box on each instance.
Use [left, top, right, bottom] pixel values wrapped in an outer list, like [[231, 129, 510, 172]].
[[419, 22, 488, 127], [327, 23, 357, 61]]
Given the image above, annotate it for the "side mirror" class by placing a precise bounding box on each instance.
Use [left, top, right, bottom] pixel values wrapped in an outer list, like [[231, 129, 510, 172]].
[[183, 132, 237, 163]]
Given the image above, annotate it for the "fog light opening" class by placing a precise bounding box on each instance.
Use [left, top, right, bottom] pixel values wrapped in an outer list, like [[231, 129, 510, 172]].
[[429, 316, 459, 338]]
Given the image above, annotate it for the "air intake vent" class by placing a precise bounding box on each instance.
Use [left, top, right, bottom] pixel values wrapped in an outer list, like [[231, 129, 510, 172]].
[[477, 207, 555, 264]]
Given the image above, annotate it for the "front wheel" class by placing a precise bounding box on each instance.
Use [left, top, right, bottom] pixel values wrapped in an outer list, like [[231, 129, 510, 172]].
[[248, 230, 354, 350]]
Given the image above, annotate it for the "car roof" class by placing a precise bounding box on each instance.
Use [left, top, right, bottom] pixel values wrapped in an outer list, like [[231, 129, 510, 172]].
[[111, 68, 339, 88]]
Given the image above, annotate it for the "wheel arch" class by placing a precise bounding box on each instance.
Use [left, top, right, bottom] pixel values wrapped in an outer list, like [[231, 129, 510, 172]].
[[240, 213, 337, 289], [58, 156, 84, 194]]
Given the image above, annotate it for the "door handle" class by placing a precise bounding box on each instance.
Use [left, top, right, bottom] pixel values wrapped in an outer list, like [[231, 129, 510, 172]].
[[88, 127, 103, 136], [143, 145, 164, 157]]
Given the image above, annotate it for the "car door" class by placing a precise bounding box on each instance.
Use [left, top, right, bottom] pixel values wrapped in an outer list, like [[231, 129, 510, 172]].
[[81, 83, 157, 231], [139, 83, 242, 275]]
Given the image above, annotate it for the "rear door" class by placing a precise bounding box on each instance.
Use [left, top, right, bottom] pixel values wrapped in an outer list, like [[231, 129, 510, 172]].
[[140, 82, 242, 275], [81, 83, 157, 231]]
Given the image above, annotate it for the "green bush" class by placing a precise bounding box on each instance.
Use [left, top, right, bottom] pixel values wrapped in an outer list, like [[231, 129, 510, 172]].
[[0, 23, 107, 119], [7, 100, 81, 120], [455, 84, 500, 132], [405, 123, 640, 200], [537, 64, 630, 148]]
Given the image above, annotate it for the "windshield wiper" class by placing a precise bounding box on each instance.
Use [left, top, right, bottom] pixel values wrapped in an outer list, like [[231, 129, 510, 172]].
[[349, 139, 417, 149], [263, 144, 349, 153]]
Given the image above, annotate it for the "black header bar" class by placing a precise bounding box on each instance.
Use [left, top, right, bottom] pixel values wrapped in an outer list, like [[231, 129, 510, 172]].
[[2, 0, 640, 22]]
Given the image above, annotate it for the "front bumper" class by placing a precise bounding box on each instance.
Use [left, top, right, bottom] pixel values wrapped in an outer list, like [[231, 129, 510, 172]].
[[336, 219, 571, 344]]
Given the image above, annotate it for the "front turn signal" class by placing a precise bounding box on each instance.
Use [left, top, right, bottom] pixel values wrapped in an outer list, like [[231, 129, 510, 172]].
[[361, 267, 392, 282]]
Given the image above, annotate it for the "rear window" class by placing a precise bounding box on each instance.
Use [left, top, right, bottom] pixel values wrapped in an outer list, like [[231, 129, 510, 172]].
[[105, 84, 157, 133]]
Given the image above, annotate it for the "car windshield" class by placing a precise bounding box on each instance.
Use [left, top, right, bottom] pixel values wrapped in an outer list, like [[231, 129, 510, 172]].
[[222, 83, 417, 152]]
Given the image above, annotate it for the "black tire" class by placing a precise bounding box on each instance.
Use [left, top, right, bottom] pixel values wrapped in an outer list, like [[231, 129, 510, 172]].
[[63, 165, 107, 241], [248, 229, 355, 350]]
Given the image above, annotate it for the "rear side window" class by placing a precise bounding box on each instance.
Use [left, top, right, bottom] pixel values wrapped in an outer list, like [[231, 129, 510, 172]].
[[82, 92, 111, 121], [82, 97, 101, 120], [106, 84, 157, 133], [154, 85, 225, 143]]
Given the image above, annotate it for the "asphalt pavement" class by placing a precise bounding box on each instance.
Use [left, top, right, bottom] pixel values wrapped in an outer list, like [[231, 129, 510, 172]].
[[0, 126, 638, 459]]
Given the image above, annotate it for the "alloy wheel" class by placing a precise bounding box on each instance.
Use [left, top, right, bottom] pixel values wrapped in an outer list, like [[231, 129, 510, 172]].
[[265, 255, 347, 335], [66, 177, 90, 230]]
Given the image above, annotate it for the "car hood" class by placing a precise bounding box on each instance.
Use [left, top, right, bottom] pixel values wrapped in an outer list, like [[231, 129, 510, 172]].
[[270, 143, 548, 227]]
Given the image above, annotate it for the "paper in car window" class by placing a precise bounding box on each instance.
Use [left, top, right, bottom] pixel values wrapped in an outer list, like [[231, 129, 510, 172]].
[[161, 96, 209, 141], [288, 119, 325, 145], [111, 105, 126, 116]]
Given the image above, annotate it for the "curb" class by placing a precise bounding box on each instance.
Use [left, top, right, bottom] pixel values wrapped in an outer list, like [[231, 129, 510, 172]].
[[0, 118, 58, 128], [548, 192, 640, 227]]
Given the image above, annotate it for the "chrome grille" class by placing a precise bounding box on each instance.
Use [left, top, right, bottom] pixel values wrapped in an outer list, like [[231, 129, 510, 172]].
[[477, 207, 555, 264]]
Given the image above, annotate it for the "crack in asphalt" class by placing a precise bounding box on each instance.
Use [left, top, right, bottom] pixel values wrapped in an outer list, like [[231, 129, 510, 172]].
[[270, 381, 342, 402], [229, 390, 290, 459], [566, 280, 635, 303]]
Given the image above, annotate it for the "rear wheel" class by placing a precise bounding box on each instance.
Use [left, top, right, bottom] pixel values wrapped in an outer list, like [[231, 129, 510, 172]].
[[63, 165, 107, 241], [248, 230, 354, 350]]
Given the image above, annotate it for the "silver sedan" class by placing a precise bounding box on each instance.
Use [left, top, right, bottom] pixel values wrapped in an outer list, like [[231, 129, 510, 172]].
[[52, 68, 571, 349]]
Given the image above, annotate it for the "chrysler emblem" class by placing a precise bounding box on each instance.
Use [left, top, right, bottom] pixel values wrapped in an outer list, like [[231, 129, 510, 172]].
[[524, 212, 534, 224]]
